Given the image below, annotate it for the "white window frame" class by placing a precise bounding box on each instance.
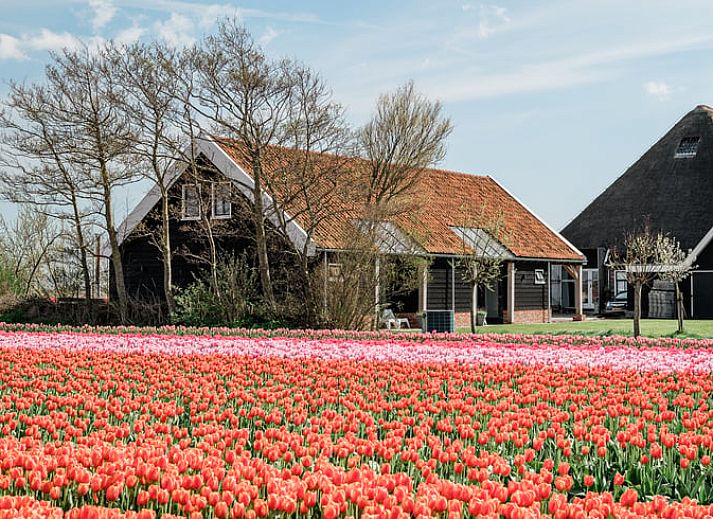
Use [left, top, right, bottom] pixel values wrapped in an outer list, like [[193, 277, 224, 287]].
[[534, 269, 545, 285], [614, 270, 628, 296], [211, 181, 232, 220], [582, 268, 599, 310], [328, 263, 343, 283], [181, 183, 201, 221]]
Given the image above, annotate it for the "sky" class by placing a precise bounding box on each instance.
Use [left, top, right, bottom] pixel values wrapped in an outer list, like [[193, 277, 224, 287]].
[[1, 0, 712, 230]]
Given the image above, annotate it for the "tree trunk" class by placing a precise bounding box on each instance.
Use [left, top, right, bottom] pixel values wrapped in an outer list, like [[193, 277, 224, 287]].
[[251, 152, 275, 308], [633, 283, 642, 338], [100, 167, 128, 324], [107, 221, 127, 323], [676, 283, 684, 334], [300, 254, 318, 327], [160, 189, 176, 316], [205, 221, 219, 297], [470, 282, 478, 333], [71, 195, 94, 321]]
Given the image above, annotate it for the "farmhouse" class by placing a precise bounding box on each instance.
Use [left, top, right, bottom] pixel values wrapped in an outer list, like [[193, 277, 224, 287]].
[[562, 104, 713, 318], [114, 136, 584, 327]]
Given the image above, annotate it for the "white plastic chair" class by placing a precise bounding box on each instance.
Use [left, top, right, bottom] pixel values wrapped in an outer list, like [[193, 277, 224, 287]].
[[381, 309, 410, 329]]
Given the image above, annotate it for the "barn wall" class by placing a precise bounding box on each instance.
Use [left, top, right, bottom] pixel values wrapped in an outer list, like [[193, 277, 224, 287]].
[[425, 258, 472, 312], [513, 261, 549, 312]]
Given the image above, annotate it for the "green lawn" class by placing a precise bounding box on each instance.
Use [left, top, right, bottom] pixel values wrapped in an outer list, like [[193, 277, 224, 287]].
[[456, 319, 713, 339]]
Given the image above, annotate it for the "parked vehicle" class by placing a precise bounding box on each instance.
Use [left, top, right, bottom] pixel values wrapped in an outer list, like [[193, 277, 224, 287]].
[[604, 291, 628, 316]]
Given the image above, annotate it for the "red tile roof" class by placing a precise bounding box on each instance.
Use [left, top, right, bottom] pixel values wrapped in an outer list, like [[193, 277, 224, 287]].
[[216, 140, 583, 262]]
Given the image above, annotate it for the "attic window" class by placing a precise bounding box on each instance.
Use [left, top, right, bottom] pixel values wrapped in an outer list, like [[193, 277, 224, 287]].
[[212, 182, 232, 219], [674, 136, 700, 159], [182, 184, 201, 221]]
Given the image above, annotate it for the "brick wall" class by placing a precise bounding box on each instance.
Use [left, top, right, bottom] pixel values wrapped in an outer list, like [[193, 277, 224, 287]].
[[507, 308, 550, 324]]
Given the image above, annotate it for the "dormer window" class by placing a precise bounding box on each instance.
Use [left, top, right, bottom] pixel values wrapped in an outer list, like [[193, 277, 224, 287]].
[[674, 136, 700, 159]]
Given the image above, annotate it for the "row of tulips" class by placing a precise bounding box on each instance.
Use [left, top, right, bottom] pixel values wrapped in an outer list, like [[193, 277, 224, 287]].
[[0, 321, 711, 350], [1, 331, 713, 517]]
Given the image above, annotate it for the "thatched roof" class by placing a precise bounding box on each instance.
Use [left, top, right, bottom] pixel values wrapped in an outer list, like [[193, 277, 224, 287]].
[[562, 105, 713, 252]]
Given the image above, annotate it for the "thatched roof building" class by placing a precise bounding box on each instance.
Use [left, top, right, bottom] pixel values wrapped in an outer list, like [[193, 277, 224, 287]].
[[562, 104, 713, 318], [563, 105, 713, 251]]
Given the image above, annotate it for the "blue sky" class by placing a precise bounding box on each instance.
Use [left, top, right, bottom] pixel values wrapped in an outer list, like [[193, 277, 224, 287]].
[[1, 0, 712, 229]]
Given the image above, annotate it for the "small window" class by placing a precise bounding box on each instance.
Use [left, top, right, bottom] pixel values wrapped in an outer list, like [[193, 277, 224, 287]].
[[534, 269, 545, 285], [212, 182, 231, 219], [328, 263, 342, 283], [182, 184, 200, 220], [674, 136, 700, 159]]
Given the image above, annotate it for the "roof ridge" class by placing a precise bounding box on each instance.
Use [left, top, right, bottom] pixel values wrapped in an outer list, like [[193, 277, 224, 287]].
[[213, 137, 491, 180]]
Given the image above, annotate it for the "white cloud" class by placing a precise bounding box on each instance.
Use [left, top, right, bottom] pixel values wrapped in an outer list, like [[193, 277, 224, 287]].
[[476, 5, 511, 39], [258, 26, 279, 46], [115, 24, 146, 45], [197, 4, 243, 29], [154, 12, 195, 47], [0, 34, 25, 61], [88, 0, 118, 33], [26, 29, 81, 52], [425, 35, 708, 102], [643, 80, 672, 101]]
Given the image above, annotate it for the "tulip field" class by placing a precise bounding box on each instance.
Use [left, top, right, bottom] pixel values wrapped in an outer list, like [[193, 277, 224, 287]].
[[3, 329, 713, 518]]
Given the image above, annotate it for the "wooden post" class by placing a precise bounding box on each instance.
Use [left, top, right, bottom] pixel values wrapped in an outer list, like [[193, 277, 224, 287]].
[[374, 256, 381, 328], [547, 262, 552, 323], [418, 264, 428, 329], [450, 259, 456, 313], [574, 264, 584, 320], [323, 250, 328, 313], [506, 262, 515, 324], [94, 236, 101, 299]]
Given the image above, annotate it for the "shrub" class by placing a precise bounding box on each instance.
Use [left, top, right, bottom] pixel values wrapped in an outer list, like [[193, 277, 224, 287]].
[[173, 255, 260, 327]]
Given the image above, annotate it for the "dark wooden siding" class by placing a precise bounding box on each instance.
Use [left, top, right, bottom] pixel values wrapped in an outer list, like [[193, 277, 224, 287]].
[[454, 267, 471, 312], [113, 154, 300, 302], [514, 262, 549, 311], [425, 258, 472, 311], [686, 239, 713, 319], [427, 263, 449, 310]]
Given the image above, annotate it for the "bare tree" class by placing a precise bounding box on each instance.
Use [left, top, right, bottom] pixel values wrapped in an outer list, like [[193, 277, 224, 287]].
[[39, 45, 140, 322], [609, 224, 683, 337], [455, 206, 510, 333], [110, 41, 187, 315], [356, 81, 452, 328], [0, 207, 64, 297], [359, 80, 453, 218], [191, 19, 298, 309], [0, 80, 97, 316], [657, 235, 693, 335]]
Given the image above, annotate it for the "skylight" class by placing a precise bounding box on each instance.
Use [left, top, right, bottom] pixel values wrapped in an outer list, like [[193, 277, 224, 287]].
[[450, 226, 512, 258], [354, 220, 423, 254], [674, 136, 700, 159]]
